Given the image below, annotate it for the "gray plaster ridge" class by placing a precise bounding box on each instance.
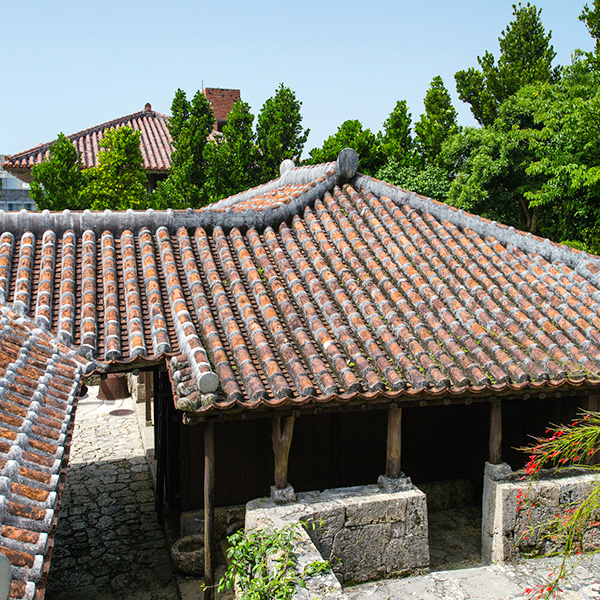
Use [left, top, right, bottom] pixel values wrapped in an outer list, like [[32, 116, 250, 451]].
[[357, 175, 600, 289], [209, 162, 335, 210], [0, 169, 339, 237]]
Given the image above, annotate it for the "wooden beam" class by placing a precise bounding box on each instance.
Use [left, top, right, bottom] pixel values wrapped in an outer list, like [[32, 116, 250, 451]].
[[489, 399, 502, 465], [272, 416, 295, 490], [386, 407, 402, 478], [204, 422, 215, 600]]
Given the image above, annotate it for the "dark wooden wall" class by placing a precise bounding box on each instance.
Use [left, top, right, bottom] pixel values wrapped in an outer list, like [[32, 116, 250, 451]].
[[171, 395, 586, 512]]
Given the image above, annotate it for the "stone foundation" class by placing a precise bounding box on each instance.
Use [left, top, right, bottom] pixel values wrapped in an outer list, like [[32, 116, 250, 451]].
[[482, 462, 600, 563], [245, 481, 429, 597]]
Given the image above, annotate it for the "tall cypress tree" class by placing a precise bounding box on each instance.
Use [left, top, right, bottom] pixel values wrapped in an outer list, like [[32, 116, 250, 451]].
[[455, 2, 559, 126], [414, 76, 460, 167], [156, 89, 214, 208], [204, 99, 261, 200], [379, 100, 418, 167], [256, 84, 309, 180]]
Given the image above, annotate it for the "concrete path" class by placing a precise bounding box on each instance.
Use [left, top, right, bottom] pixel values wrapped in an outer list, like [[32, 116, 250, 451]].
[[345, 554, 600, 600], [45, 386, 179, 600]]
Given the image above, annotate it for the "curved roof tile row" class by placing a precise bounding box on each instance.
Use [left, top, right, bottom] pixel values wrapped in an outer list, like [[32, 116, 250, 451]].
[[0, 307, 89, 600], [0, 157, 598, 417], [2, 108, 173, 180], [0, 154, 599, 595]]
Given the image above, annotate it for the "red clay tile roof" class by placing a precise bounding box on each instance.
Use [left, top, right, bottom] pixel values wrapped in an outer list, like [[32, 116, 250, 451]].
[[2, 106, 173, 183], [0, 307, 90, 600], [0, 154, 599, 418]]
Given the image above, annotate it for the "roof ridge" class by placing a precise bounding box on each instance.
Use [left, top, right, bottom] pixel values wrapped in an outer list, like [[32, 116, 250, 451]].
[[356, 175, 600, 290], [4, 108, 169, 163], [0, 151, 359, 237]]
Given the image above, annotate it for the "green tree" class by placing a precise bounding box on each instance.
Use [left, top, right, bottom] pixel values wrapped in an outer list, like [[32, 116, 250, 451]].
[[379, 100, 418, 168], [376, 160, 452, 201], [82, 127, 148, 210], [414, 76, 460, 167], [30, 133, 86, 210], [581, 0, 600, 57], [204, 99, 261, 201], [256, 84, 309, 180], [455, 2, 559, 126], [155, 89, 214, 208], [443, 107, 542, 234], [308, 120, 383, 175]]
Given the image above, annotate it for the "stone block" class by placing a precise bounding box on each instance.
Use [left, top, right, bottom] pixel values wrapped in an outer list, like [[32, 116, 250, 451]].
[[303, 506, 345, 561], [383, 536, 429, 575], [331, 524, 390, 583], [344, 495, 407, 527], [406, 495, 428, 538]]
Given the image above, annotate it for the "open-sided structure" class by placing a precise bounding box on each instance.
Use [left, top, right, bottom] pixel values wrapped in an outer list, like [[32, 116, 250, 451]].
[[0, 149, 599, 596]]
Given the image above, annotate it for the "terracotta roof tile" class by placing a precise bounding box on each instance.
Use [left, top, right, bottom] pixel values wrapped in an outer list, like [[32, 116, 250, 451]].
[[0, 307, 90, 600], [0, 156, 600, 416], [3, 108, 172, 182]]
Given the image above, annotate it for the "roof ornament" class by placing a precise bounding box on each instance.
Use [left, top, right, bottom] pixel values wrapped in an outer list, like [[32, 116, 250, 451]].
[[335, 147, 359, 181], [280, 159, 295, 177]]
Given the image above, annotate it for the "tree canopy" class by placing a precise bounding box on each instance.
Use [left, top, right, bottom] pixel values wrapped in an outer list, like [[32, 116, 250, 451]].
[[256, 84, 309, 181], [30, 133, 86, 210], [203, 99, 261, 201], [414, 76, 460, 168], [155, 89, 214, 208], [455, 2, 559, 126], [82, 127, 148, 211], [308, 120, 383, 175]]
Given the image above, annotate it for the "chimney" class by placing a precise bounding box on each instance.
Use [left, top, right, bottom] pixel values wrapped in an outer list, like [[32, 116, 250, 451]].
[[202, 88, 240, 132]]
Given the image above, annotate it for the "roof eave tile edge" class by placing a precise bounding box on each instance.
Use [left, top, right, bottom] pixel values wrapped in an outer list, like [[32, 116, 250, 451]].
[[356, 175, 600, 289]]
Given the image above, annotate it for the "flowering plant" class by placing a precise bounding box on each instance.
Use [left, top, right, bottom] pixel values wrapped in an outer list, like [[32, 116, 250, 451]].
[[520, 411, 600, 599]]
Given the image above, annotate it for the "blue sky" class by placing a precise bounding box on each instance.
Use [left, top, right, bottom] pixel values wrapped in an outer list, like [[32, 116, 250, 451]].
[[2, 0, 594, 157]]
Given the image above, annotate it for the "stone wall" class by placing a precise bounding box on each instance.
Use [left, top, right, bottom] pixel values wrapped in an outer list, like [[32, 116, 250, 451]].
[[245, 482, 429, 598], [482, 462, 600, 563]]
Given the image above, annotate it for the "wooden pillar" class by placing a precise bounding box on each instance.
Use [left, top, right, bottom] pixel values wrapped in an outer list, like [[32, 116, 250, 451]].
[[386, 407, 402, 478], [489, 399, 502, 465], [584, 393, 600, 465], [584, 392, 600, 413], [204, 422, 215, 600], [272, 416, 295, 489]]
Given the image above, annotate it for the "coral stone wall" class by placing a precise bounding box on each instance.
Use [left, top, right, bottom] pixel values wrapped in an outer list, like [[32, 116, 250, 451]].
[[246, 483, 429, 590], [482, 462, 600, 563]]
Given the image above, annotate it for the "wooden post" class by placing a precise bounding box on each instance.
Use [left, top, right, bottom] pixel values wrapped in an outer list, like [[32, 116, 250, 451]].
[[272, 416, 295, 489], [489, 399, 502, 465], [386, 407, 402, 479], [204, 422, 215, 600], [584, 393, 600, 465]]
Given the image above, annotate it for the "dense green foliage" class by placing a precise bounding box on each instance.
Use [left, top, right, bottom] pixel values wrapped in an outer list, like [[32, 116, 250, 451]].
[[218, 524, 330, 600], [155, 89, 214, 208], [455, 2, 559, 127], [379, 100, 418, 168], [204, 99, 261, 200], [31, 128, 147, 211], [414, 76, 460, 168], [256, 84, 309, 181], [308, 119, 383, 175], [83, 127, 148, 210], [30, 133, 86, 210]]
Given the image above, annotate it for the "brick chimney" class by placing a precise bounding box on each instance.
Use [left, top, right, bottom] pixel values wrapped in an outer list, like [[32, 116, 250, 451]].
[[202, 88, 241, 132]]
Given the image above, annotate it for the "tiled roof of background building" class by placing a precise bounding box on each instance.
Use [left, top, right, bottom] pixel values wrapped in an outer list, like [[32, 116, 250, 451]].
[[0, 307, 90, 600], [0, 153, 597, 419], [2, 106, 173, 183]]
